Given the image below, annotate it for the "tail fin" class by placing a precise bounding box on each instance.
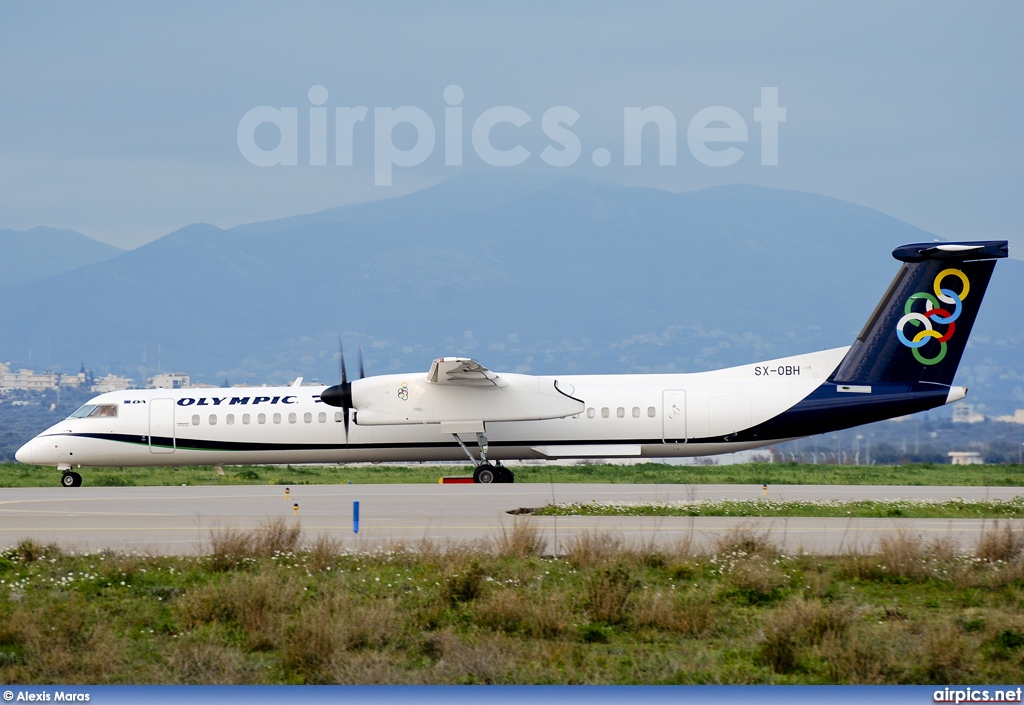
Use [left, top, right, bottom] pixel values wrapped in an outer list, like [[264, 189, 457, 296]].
[[829, 241, 1008, 386]]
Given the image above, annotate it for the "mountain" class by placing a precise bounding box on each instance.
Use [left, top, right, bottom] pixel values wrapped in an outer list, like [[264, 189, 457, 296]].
[[0, 227, 124, 287], [0, 176, 1020, 413]]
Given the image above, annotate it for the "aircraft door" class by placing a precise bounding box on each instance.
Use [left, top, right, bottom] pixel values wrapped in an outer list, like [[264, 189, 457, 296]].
[[662, 390, 686, 442], [149, 398, 175, 454]]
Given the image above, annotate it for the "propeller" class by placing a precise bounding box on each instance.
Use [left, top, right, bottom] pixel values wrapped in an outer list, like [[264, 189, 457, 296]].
[[320, 340, 364, 444]]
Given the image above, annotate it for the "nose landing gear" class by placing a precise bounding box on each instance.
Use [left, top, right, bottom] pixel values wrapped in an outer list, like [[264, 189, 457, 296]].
[[60, 472, 82, 487], [59, 466, 83, 487]]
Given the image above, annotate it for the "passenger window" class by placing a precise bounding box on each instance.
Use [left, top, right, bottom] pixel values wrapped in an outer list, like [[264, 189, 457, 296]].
[[334, 411, 343, 423], [191, 415, 200, 426], [318, 412, 327, 423], [209, 415, 217, 425], [226, 414, 234, 425], [616, 407, 625, 418], [632, 407, 640, 418], [288, 412, 297, 424], [586, 408, 595, 419], [242, 414, 251, 425], [601, 407, 609, 418], [258, 413, 266, 425], [647, 406, 656, 418], [304, 412, 312, 423], [273, 413, 281, 424]]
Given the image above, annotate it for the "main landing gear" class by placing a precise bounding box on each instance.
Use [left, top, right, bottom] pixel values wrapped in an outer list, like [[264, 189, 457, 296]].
[[454, 432, 515, 484], [59, 465, 83, 487], [472, 463, 514, 484]]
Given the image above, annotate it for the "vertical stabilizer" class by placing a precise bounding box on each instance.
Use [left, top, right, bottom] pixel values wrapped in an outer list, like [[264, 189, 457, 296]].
[[829, 241, 1007, 386]]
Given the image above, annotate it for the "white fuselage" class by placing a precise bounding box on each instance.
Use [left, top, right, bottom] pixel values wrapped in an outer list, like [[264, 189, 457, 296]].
[[17, 347, 848, 468]]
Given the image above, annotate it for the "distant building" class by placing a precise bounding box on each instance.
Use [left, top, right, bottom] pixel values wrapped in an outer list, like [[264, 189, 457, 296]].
[[59, 372, 87, 388], [147, 372, 190, 389], [0, 363, 87, 392], [951, 403, 985, 424], [993, 409, 1024, 425], [91, 373, 135, 393], [948, 451, 984, 465], [0, 368, 59, 391]]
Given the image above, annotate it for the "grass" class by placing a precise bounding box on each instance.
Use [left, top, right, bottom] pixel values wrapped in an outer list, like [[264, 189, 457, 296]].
[[533, 497, 1024, 519], [3, 461, 1024, 488], [1, 521, 1024, 684]]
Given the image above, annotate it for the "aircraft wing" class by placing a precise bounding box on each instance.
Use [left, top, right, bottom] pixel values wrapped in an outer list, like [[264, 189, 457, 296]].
[[426, 357, 510, 388], [350, 357, 581, 426]]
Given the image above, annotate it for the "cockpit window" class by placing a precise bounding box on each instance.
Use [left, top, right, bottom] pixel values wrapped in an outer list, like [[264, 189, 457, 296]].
[[69, 404, 118, 419]]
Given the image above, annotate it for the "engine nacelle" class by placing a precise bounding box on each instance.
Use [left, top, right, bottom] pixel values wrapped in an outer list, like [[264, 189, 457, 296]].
[[350, 372, 584, 426]]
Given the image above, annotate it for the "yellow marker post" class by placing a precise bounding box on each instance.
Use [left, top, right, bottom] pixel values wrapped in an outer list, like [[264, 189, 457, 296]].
[[285, 487, 290, 500], [762, 484, 768, 496], [293, 503, 299, 516]]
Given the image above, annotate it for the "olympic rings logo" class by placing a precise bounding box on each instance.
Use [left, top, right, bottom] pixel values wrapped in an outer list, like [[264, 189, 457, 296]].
[[397, 382, 409, 401], [895, 268, 970, 365]]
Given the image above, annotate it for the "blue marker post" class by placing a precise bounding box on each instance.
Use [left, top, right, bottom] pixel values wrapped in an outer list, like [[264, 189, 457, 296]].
[[353, 500, 360, 534]]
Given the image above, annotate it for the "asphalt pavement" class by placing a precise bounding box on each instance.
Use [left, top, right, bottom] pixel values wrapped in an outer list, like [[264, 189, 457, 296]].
[[0, 482, 1021, 555]]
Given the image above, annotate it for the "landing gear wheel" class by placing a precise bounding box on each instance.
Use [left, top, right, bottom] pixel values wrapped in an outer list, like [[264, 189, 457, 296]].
[[496, 464, 515, 484], [61, 471, 82, 488], [473, 464, 496, 484]]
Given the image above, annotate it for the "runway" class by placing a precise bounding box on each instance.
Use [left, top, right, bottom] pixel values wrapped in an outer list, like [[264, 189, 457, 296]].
[[0, 483, 1021, 555]]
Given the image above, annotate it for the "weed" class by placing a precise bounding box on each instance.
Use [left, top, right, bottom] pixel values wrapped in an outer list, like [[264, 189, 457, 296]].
[[632, 590, 718, 637], [584, 563, 638, 624], [474, 589, 568, 638], [307, 533, 341, 572], [990, 628, 1024, 652], [442, 558, 486, 605], [757, 597, 852, 674], [578, 623, 611, 644], [205, 518, 302, 571], [920, 621, 973, 682], [564, 530, 624, 569], [976, 522, 1024, 563], [495, 521, 545, 559], [206, 527, 254, 572], [877, 532, 930, 582], [5, 523, 1024, 684], [723, 556, 787, 605], [714, 527, 779, 559], [166, 626, 249, 684]]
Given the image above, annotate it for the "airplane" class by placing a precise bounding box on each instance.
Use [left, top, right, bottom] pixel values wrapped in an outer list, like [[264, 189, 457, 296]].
[[15, 240, 1008, 487]]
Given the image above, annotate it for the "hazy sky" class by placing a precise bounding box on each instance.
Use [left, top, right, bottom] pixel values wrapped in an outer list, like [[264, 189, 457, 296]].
[[1, 2, 1021, 255]]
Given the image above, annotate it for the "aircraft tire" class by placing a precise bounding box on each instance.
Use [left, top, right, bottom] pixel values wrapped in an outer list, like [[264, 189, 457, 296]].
[[61, 472, 78, 488], [497, 466, 514, 483], [71, 472, 83, 487], [473, 465, 496, 484]]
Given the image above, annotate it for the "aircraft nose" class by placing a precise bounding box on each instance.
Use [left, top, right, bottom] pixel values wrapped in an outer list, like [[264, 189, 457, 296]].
[[15, 436, 48, 465], [15, 441, 34, 464]]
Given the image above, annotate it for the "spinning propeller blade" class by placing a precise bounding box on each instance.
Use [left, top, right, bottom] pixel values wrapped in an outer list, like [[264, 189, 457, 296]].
[[319, 340, 365, 446]]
